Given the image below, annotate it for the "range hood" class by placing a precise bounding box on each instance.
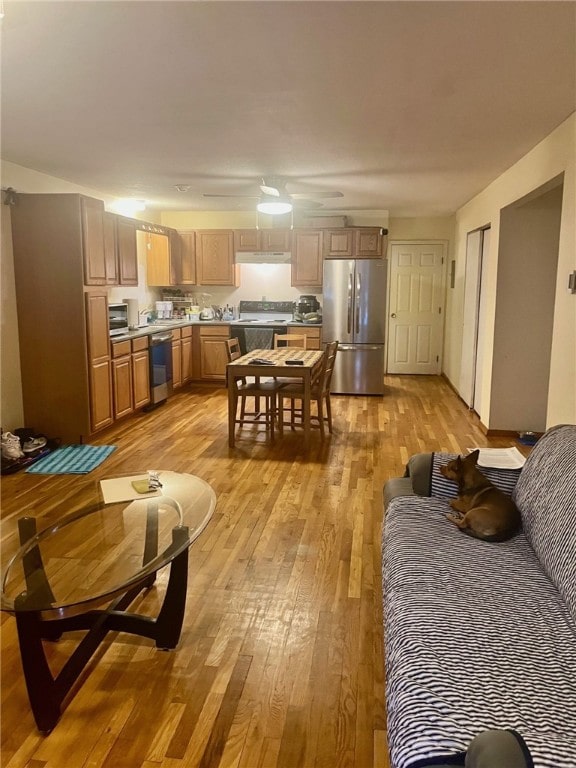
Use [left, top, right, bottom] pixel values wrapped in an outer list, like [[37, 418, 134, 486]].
[[235, 251, 291, 264]]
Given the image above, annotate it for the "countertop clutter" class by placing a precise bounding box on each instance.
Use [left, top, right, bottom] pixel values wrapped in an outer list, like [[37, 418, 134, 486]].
[[112, 320, 322, 342]]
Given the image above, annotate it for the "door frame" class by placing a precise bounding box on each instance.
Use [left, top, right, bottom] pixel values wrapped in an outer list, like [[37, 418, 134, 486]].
[[386, 240, 448, 374]]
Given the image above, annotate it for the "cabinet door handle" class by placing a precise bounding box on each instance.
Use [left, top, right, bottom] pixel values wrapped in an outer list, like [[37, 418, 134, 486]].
[[391, 313, 397, 318]]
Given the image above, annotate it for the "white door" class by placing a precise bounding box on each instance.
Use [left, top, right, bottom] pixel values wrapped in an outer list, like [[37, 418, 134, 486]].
[[387, 243, 445, 374]]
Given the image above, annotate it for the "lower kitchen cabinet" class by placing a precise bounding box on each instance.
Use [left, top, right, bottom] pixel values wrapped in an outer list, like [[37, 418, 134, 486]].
[[181, 326, 193, 383], [198, 325, 230, 381], [291, 325, 322, 350], [111, 340, 134, 419], [89, 358, 114, 432], [172, 329, 183, 388], [132, 336, 150, 409], [86, 292, 114, 433]]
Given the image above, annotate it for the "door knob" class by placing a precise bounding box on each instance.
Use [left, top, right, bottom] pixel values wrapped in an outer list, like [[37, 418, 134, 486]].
[[391, 313, 397, 318]]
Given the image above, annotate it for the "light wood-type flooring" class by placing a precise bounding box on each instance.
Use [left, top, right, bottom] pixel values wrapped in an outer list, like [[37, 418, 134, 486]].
[[1, 375, 527, 768]]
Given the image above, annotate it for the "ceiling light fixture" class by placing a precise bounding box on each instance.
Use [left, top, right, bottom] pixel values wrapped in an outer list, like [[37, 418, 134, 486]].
[[111, 198, 146, 216], [256, 197, 293, 215]]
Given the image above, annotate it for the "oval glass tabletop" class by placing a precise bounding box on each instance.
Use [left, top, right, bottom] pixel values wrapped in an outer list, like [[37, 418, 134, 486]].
[[1, 471, 216, 618]]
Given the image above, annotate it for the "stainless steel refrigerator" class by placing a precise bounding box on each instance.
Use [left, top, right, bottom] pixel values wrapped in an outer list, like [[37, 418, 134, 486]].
[[322, 258, 387, 395]]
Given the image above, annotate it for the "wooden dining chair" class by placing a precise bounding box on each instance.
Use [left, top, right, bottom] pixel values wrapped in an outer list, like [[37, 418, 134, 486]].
[[226, 338, 282, 439], [273, 333, 307, 349], [278, 341, 339, 439]]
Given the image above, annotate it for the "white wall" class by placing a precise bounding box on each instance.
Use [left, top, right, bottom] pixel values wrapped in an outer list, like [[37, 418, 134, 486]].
[[446, 113, 576, 429]]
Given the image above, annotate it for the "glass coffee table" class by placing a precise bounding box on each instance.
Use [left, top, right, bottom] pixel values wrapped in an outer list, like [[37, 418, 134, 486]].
[[1, 471, 216, 733]]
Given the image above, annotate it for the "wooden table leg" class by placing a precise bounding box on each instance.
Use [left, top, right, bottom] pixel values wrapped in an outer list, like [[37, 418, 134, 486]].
[[303, 373, 311, 449], [228, 377, 237, 448]]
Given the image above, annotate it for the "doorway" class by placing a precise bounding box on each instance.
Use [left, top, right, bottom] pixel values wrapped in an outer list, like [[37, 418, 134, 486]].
[[459, 226, 490, 412], [387, 242, 446, 374], [490, 176, 564, 431]]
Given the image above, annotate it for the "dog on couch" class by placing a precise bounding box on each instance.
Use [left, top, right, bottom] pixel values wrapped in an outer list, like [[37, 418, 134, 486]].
[[440, 450, 521, 542]]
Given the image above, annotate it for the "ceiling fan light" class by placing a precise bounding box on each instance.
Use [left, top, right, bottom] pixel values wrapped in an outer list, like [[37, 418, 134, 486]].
[[257, 200, 293, 215]]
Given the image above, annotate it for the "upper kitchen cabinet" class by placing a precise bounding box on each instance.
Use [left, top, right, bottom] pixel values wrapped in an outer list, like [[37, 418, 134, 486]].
[[323, 227, 386, 259], [10, 193, 111, 442], [104, 213, 138, 286], [234, 228, 292, 252], [144, 231, 171, 286], [116, 216, 138, 284], [291, 229, 323, 288], [80, 195, 107, 284], [172, 231, 196, 285], [196, 230, 239, 286]]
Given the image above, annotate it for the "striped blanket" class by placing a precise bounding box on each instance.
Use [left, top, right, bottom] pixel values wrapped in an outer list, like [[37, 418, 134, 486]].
[[383, 425, 576, 768]]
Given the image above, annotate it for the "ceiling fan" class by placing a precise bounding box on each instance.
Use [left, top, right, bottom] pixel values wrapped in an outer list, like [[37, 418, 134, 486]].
[[203, 177, 343, 213]]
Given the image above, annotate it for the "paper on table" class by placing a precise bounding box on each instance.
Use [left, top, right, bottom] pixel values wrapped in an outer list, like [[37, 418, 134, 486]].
[[100, 475, 162, 504], [467, 447, 526, 470]]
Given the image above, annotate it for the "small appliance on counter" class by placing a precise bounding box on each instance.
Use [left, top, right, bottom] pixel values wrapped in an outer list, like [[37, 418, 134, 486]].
[[108, 302, 129, 336], [199, 306, 216, 320], [293, 294, 322, 324]]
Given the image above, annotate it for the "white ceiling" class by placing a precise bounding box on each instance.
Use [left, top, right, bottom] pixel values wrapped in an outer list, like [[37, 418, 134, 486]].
[[1, 1, 575, 217]]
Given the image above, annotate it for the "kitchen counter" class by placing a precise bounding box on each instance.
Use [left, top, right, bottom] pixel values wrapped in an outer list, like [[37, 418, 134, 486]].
[[111, 319, 322, 342]]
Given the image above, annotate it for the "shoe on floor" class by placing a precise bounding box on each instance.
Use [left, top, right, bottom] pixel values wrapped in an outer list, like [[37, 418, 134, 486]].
[[1, 432, 24, 460], [22, 435, 48, 453]]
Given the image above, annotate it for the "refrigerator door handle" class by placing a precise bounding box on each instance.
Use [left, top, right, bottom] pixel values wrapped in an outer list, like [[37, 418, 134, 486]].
[[347, 271, 353, 334], [355, 271, 361, 334]]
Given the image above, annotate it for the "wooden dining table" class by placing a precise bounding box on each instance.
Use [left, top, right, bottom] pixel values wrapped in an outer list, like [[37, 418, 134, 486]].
[[226, 347, 324, 449]]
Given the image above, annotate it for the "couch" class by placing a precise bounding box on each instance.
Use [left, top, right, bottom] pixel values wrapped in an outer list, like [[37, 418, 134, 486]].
[[382, 424, 576, 768]]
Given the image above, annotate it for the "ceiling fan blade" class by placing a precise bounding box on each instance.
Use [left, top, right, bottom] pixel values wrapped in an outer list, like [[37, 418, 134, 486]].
[[290, 190, 344, 200], [291, 198, 324, 209], [203, 193, 260, 199], [259, 184, 281, 197]]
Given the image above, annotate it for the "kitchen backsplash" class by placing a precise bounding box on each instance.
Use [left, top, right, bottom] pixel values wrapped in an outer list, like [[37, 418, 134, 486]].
[[109, 263, 321, 318]]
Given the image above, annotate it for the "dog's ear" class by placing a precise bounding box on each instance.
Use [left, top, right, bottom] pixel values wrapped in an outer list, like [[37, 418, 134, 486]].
[[468, 449, 480, 464]]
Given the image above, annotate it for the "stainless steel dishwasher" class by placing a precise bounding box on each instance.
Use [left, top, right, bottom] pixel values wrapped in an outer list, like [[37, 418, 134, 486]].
[[148, 331, 173, 405]]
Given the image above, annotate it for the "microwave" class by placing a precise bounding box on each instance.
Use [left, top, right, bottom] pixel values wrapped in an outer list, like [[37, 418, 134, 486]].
[[108, 302, 129, 337]]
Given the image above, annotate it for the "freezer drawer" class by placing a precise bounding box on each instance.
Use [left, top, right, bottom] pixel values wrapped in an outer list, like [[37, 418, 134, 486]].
[[331, 344, 385, 395]]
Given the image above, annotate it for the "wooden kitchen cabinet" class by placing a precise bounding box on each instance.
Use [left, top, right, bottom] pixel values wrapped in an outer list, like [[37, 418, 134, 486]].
[[111, 340, 134, 420], [290, 325, 322, 350], [11, 193, 114, 442], [104, 213, 138, 286], [323, 229, 354, 259], [132, 336, 150, 409], [116, 216, 138, 284], [323, 227, 385, 259], [81, 196, 107, 285], [86, 292, 114, 432], [196, 231, 239, 286], [145, 232, 171, 286], [291, 229, 323, 287], [171, 328, 182, 388], [173, 231, 196, 285], [104, 212, 119, 284], [199, 325, 230, 381], [234, 228, 291, 252], [181, 326, 193, 383]]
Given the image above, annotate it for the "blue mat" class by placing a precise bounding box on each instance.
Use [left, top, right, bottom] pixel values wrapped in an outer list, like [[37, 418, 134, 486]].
[[26, 445, 116, 474]]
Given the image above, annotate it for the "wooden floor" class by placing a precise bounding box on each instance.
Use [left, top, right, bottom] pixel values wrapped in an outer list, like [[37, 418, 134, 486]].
[[0, 375, 524, 768]]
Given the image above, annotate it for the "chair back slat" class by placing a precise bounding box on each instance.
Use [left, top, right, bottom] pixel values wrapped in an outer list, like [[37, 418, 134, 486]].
[[318, 341, 339, 395], [226, 337, 242, 362], [274, 333, 307, 349]]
